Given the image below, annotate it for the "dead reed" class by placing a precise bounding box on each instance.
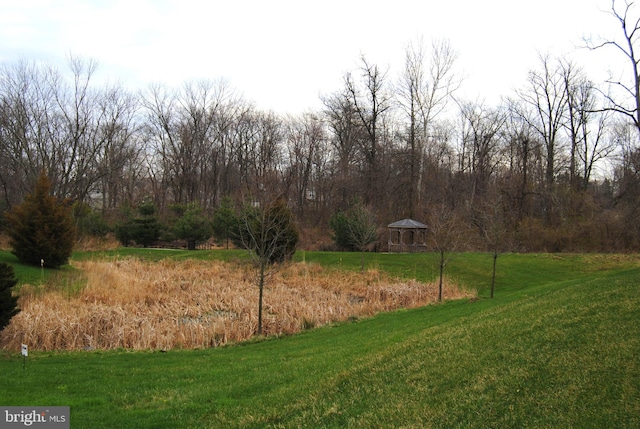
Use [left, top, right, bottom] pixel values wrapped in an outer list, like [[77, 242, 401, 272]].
[[1, 258, 473, 351]]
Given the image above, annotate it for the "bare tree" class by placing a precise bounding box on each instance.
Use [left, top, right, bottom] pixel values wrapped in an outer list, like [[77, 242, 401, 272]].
[[512, 54, 569, 225], [612, 118, 640, 201], [51, 55, 103, 201], [209, 92, 247, 204], [515, 54, 568, 188], [230, 108, 285, 204], [95, 83, 141, 211], [238, 197, 298, 336], [0, 60, 43, 206], [503, 102, 544, 223], [428, 204, 463, 302], [610, 118, 640, 247], [585, 0, 640, 133], [283, 112, 328, 219], [472, 192, 513, 298], [457, 100, 507, 204], [142, 79, 232, 211], [344, 56, 392, 204], [0, 57, 140, 206], [321, 89, 363, 206], [559, 60, 615, 190], [397, 37, 461, 217]]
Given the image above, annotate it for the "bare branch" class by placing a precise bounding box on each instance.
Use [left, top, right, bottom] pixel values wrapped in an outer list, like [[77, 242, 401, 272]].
[[585, 0, 640, 132]]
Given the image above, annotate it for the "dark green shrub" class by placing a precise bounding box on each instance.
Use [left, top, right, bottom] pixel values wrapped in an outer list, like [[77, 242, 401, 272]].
[[114, 201, 161, 247], [131, 217, 161, 248], [82, 211, 111, 237], [329, 211, 353, 251], [73, 203, 111, 238], [0, 263, 19, 331], [212, 197, 239, 249], [114, 219, 135, 246], [329, 199, 378, 253], [172, 205, 212, 250]]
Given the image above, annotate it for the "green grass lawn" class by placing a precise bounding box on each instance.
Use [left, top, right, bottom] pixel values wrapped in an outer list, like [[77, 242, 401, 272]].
[[1, 250, 639, 428]]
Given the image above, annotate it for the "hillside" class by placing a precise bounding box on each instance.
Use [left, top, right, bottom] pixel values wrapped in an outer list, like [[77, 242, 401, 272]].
[[0, 252, 638, 428]]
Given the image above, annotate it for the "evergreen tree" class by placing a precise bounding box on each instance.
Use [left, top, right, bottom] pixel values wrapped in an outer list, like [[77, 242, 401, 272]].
[[329, 199, 378, 271], [172, 205, 212, 250], [73, 202, 110, 238], [329, 211, 353, 251], [212, 197, 239, 249], [115, 201, 161, 247], [330, 199, 378, 252], [0, 263, 19, 331], [4, 172, 75, 268]]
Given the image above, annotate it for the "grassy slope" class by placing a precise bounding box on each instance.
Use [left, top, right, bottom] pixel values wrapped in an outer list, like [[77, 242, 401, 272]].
[[0, 251, 639, 428]]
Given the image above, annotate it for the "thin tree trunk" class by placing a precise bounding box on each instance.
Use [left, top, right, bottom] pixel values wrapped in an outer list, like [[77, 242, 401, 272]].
[[491, 251, 498, 299], [258, 262, 265, 335], [438, 249, 445, 302]]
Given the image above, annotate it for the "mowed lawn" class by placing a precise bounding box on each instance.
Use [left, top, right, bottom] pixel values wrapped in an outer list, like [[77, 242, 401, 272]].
[[0, 250, 639, 428]]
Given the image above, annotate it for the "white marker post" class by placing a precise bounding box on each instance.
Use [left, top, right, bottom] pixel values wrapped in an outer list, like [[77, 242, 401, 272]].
[[21, 343, 28, 369]]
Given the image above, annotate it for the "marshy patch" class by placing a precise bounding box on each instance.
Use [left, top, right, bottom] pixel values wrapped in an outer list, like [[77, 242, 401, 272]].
[[1, 258, 473, 351]]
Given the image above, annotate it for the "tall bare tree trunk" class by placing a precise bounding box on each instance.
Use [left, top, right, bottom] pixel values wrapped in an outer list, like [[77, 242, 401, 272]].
[[258, 262, 265, 336]]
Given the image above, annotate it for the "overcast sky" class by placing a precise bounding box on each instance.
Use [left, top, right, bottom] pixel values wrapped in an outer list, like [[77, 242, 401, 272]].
[[0, 0, 628, 114]]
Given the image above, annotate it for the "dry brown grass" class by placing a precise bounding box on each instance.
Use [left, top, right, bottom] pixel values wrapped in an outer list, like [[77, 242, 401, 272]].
[[0, 233, 11, 250], [1, 258, 473, 351], [74, 234, 121, 251]]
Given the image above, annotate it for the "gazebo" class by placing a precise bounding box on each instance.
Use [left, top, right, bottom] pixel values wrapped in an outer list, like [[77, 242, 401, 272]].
[[387, 218, 428, 253]]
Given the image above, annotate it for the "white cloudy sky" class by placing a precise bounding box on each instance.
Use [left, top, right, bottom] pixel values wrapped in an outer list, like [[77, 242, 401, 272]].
[[0, 0, 628, 114]]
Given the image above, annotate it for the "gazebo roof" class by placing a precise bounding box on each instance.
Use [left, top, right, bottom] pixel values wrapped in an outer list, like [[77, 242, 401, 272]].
[[387, 218, 427, 229]]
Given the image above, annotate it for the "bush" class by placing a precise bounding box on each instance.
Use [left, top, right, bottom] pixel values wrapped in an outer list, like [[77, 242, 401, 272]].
[[212, 197, 239, 249], [4, 172, 75, 268], [73, 202, 111, 238], [0, 263, 19, 331], [329, 211, 353, 251], [131, 218, 161, 248], [115, 201, 161, 247], [82, 211, 112, 237], [172, 205, 212, 250], [329, 200, 378, 252]]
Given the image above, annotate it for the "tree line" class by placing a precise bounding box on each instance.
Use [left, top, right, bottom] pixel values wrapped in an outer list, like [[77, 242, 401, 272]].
[[1, 1, 640, 253]]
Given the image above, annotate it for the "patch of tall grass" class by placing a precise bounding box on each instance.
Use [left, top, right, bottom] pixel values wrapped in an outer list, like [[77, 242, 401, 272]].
[[1, 258, 471, 351]]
